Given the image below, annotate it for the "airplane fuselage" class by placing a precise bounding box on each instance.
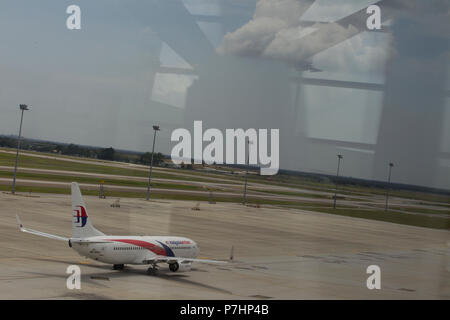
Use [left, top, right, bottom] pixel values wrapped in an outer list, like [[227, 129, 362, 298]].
[[70, 236, 199, 265]]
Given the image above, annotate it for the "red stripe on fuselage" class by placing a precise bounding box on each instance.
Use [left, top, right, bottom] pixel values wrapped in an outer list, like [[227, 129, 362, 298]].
[[106, 239, 166, 256]]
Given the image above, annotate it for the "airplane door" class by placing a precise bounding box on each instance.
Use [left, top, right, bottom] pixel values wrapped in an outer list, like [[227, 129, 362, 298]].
[[99, 246, 105, 257]]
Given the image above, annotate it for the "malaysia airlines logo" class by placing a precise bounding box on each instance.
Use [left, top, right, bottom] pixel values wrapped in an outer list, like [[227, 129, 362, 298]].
[[166, 240, 191, 245], [73, 206, 88, 227]]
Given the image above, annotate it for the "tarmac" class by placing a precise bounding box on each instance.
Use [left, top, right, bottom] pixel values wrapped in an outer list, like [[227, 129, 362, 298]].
[[0, 191, 448, 299]]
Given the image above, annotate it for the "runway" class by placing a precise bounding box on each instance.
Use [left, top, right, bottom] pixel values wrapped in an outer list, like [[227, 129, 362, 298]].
[[0, 191, 448, 299]]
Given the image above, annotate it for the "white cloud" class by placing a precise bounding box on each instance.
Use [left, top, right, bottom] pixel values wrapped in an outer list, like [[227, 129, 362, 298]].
[[217, 16, 287, 56], [217, 0, 311, 58], [217, 0, 366, 62], [217, 0, 393, 79], [309, 31, 394, 82], [301, 0, 379, 22], [151, 73, 198, 109], [263, 23, 358, 62]]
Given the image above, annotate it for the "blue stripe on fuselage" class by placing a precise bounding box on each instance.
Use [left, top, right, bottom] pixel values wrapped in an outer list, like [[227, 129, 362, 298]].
[[156, 241, 175, 257]]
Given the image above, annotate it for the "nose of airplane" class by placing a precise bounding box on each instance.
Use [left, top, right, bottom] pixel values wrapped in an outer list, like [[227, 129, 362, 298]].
[[192, 241, 200, 256]]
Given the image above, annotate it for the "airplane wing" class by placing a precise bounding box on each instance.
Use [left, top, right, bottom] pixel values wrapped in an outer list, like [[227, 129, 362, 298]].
[[70, 239, 111, 244], [16, 215, 69, 241], [144, 255, 228, 265]]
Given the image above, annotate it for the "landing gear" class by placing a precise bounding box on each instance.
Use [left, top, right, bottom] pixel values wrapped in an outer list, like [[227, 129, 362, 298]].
[[113, 264, 124, 270], [147, 264, 158, 276]]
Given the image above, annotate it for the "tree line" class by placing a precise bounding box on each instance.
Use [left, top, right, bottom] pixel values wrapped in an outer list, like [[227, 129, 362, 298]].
[[0, 136, 165, 166]]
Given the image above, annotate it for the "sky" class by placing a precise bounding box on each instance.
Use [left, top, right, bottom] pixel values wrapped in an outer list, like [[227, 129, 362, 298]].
[[0, 0, 448, 189]]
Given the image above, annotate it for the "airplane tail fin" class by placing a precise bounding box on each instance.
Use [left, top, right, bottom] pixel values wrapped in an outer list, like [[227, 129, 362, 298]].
[[71, 182, 104, 238]]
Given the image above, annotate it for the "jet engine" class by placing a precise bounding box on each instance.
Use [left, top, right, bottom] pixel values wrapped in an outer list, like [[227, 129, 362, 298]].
[[169, 261, 192, 272]]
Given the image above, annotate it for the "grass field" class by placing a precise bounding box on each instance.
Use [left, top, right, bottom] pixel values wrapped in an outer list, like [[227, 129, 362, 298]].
[[302, 207, 450, 230], [2, 150, 449, 204], [0, 152, 237, 184], [386, 205, 450, 216], [250, 174, 450, 205], [0, 184, 307, 207], [0, 170, 205, 191], [2, 182, 449, 230], [1, 148, 449, 230]]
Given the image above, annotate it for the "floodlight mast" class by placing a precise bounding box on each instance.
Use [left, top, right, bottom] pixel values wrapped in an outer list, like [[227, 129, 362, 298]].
[[333, 154, 343, 209], [146, 125, 160, 201], [12, 104, 29, 194], [384, 162, 394, 211], [242, 140, 253, 205]]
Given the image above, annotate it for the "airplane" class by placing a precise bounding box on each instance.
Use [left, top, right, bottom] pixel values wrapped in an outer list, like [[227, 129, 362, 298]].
[[16, 182, 227, 275]]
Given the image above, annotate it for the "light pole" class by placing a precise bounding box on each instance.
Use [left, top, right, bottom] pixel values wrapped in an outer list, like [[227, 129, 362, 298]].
[[12, 104, 29, 194], [146, 125, 160, 201], [385, 162, 394, 211], [333, 154, 343, 209], [242, 140, 253, 206]]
